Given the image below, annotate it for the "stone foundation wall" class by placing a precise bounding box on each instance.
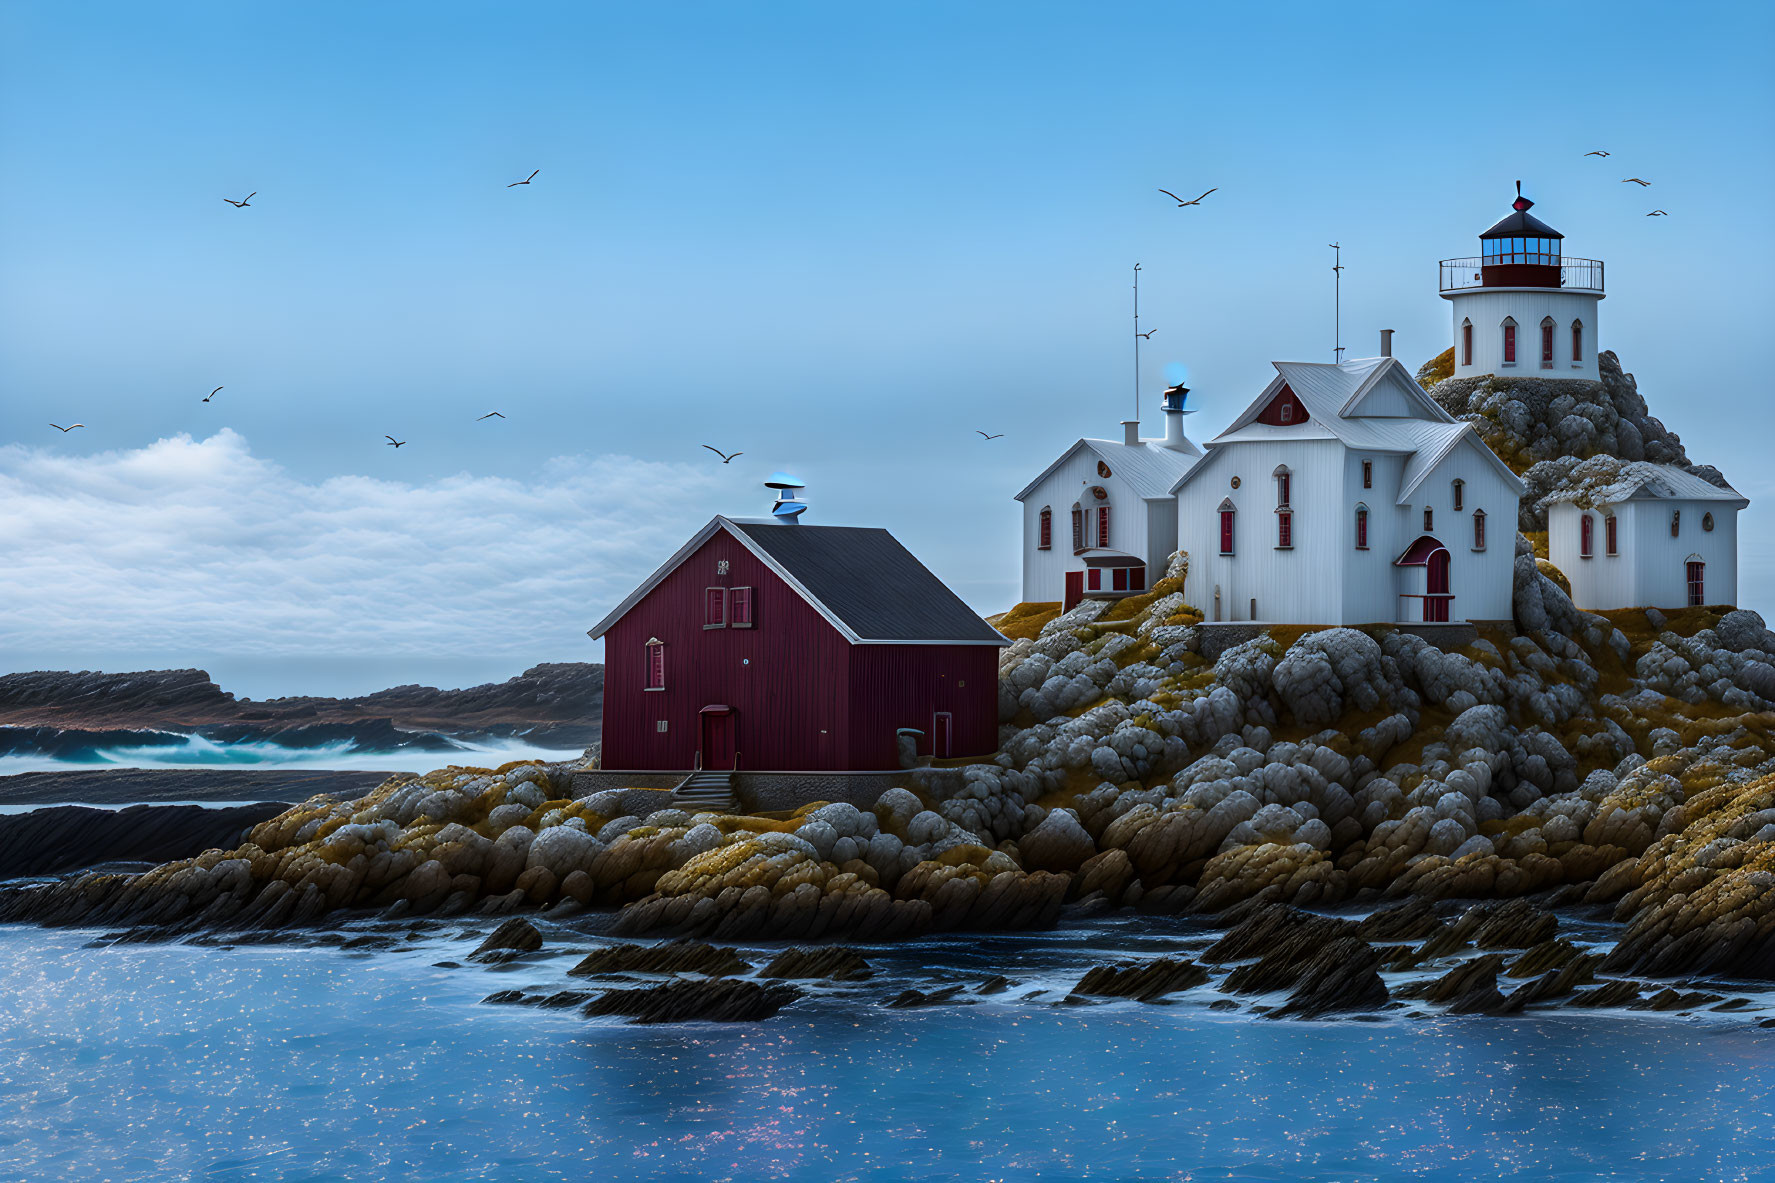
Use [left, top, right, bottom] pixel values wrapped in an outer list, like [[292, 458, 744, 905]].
[[569, 769, 904, 815]]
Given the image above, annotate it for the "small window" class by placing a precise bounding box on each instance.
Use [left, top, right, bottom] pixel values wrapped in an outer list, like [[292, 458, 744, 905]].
[[1219, 508, 1235, 555], [1423, 506, 1434, 531], [1452, 479, 1464, 512], [1071, 505, 1084, 552], [1112, 567, 1129, 591], [730, 586, 754, 627], [1687, 561, 1705, 607], [1279, 403, 1294, 423], [1703, 512, 1715, 532], [656, 719, 668, 733], [1580, 514, 1594, 558], [1038, 507, 1052, 550], [1276, 510, 1292, 549], [1540, 318, 1555, 369], [1355, 504, 1369, 549], [1130, 566, 1145, 591], [1087, 567, 1102, 591], [1461, 320, 1473, 367], [1571, 320, 1583, 362], [1096, 460, 1113, 479], [1472, 509, 1486, 551], [1361, 459, 1372, 489], [1671, 509, 1681, 537], [1502, 319, 1517, 364], [1605, 515, 1618, 556], [1275, 466, 1291, 508], [645, 640, 665, 690], [1097, 505, 1111, 549], [704, 587, 727, 628]]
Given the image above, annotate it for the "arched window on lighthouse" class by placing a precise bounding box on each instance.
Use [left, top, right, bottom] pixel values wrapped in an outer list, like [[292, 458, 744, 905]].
[[1038, 507, 1052, 550], [1501, 318, 1517, 365], [1461, 319, 1473, 367], [1540, 317, 1556, 369], [1571, 319, 1584, 363]]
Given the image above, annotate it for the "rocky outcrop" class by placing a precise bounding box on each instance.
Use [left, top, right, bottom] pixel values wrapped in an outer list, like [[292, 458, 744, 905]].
[[1070, 959, 1209, 1002], [582, 978, 802, 1024], [567, 941, 750, 978], [0, 802, 289, 877]]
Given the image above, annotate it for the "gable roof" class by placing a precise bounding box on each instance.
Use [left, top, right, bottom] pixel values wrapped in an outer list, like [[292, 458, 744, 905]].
[[1543, 462, 1749, 509], [1396, 423, 1527, 503], [587, 516, 1009, 646], [1015, 435, 1200, 503]]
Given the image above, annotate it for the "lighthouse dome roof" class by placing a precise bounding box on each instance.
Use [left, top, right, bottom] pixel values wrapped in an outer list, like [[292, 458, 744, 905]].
[[1480, 207, 1562, 240]]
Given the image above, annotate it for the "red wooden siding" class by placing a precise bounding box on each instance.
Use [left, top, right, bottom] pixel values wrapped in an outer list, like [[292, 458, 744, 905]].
[[1256, 384, 1309, 426], [846, 644, 999, 767]]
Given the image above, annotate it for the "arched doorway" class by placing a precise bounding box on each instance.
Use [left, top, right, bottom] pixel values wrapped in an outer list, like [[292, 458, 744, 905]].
[[1426, 549, 1451, 621], [1395, 535, 1452, 623]]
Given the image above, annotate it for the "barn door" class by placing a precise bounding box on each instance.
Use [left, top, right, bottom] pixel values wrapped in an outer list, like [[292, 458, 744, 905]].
[[699, 707, 736, 770], [931, 712, 954, 760], [1064, 571, 1084, 611]]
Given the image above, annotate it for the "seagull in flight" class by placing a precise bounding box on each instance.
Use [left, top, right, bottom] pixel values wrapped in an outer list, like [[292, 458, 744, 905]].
[[1647, 209, 1669, 216], [507, 170, 539, 188], [475, 411, 505, 420], [1622, 177, 1651, 186], [385, 435, 406, 448], [701, 445, 742, 463], [1583, 150, 1610, 157], [1158, 187, 1216, 207], [49, 423, 84, 432], [976, 430, 1004, 440], [203, 386, 223, 403], [1136, 329, 1157, 340], [222, 192, 256, 207]]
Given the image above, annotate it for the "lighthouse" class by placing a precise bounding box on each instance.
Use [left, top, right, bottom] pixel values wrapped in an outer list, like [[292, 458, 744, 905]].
[[1439, 184, 1604, 382]]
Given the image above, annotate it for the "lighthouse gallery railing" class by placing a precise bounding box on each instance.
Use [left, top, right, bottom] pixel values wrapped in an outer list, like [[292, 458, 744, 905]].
[[1438, 257, 1605, 294]]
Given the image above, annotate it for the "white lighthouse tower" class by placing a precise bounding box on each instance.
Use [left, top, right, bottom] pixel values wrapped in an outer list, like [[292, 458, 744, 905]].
[[1440, 184, 1604, 382]]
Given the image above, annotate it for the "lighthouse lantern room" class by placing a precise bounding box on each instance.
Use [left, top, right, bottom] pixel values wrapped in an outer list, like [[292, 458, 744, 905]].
[[1439, 184, 1605, 383]]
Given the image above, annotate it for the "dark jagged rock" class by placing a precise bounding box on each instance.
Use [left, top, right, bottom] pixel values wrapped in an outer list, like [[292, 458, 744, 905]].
[[1504, 938, 1584, 977], [583, 978, 801, 1024], [481, 990, 528, 1005], [1566, 979, 1642, 1008], [1399, 954, 1510, 1014], [884, 985, 970, 1009], [469, 918, 542, 963], [1635, 987, 1722, 1011], [976, 975, 1011, 994], [759, 946, 874, 981], [1201, 904, 1356, 964], [1269, 940, 1391, 1019], [0, 802, 289, 878], [534, 990, 593, 1009], [1071, 958, 1210, 1002], [1355, 898, 1448, 944], [1450, 899, 1558, 949], [567, 941, 750, 978]]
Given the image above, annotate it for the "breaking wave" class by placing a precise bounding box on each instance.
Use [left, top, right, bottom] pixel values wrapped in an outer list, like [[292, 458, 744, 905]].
[[0, 731, 586, 775]]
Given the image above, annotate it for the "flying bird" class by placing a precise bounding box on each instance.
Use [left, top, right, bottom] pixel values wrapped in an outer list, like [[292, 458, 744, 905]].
[[49, 423, 84, 432], [1158, 187, 1217, 207], [1136, 329, 1157, 340], [475, 411, 505, 420], [976, 430, 1004, 440], [222, 192, 256, 207], [701, 445, 742, 463], [1583, 150, 1610, 157], [1647, 210, 1669, 216], [385, 435, 405, 448], [507, 170, 539, 188], [1622, 178, 1651, 186], [203, 386, 222, 403]]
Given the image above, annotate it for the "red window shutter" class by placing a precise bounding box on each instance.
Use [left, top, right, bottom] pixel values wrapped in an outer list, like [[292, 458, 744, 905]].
[[1112, 567, 1127, 591], [1130, 566, 1145, 591], [1087, 567, 1101, 590], [1462, 323, 1472, 366], [1039, 509, 1052, 550], [1097, 506, 1110, 549], [730, 587, 753, 626], [645, 643, 665, 689], [1071, 508, 1083, 551], [1219, 511, 1234, 554], [1605, 516, 1617, 556], [1356, 509, 1368, 549], [1277, 512, 1291, 547], [1580, 515, 1593, 557], [704, 587, 726, 627], [1504, 324, 1516, 363]]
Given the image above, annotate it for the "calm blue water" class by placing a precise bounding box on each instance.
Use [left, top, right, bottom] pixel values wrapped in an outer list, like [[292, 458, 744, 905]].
[[0, 920, 1770, 1182]]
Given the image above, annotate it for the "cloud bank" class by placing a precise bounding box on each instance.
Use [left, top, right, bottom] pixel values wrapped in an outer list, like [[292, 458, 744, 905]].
[[0, 430, 720, 664]]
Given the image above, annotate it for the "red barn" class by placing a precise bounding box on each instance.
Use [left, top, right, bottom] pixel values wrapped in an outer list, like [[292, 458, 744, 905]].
[[588, 515, 1008, 774]]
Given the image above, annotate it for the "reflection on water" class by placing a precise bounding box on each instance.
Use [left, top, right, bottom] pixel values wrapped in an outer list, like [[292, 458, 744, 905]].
[[0, 921, 1770, 1182]]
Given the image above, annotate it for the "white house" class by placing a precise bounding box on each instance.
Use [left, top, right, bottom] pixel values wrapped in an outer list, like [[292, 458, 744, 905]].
[[1171, 352, 1525, 626], [1014, 385, 1200, 608], [1548, 464, 1749, 611], [1440, 183, 1604, 383]]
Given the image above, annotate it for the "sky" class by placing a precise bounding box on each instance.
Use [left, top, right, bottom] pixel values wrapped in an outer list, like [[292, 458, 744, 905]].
[[2, 1, 1771, 698]]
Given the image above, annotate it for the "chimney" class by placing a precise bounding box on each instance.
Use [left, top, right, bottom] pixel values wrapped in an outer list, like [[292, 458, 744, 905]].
[[1122, 419, 1141, 447], [1380, 329, 1394, 358], [1160, 383, 1194, 452]]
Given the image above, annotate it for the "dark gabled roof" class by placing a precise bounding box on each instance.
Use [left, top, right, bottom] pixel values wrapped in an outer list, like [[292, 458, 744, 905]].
[[1480, 208, 1563, 239], [727, 520, 1006, 644]]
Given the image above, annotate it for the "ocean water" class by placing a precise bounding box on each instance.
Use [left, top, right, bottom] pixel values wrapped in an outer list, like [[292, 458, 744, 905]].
[[0, 734, 586, 776], [0, 918, 1771, 1182]]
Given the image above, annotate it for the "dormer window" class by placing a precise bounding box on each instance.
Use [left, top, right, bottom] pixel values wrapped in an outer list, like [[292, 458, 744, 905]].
[[1452, 479, 1464, 512], [1540, 317, 1556, 369], [1502, 318, 1517, 364]]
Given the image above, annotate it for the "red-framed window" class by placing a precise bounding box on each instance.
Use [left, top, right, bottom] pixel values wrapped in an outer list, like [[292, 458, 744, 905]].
[[704, 587, 727, 628], [1572, 320, 1583, 362], [730, 586, 754, 627], [1423, 507, 1434, 531], [1087, 568, 1102, 590], [1452, 479, 1464, 511], [1097, 506, 1111, 549], [1503, 322, 1516, 363], [1687, 561, 1705, 606], [645, 641, 665, 690], [1277, 510, 1292, 548], [1461, 321, 1473, 366], [1541, 321, 1555, 368], [1605, 515, 1617, 556], [1071, 506, 1084, 552], [1219, 510, 1235, 555], [1473, 510, 1486, 551], [1111, 567, 1129, 591], [1362, 460, 1372, 489], [1038, 508, 1052, 550], [1130, 566, 1145, 591], [1356, 507, 1369, 549], [1580, 514, 1594, 558]]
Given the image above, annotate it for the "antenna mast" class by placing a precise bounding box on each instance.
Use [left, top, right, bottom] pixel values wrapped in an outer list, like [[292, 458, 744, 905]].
[[1132, 263, 1142, 423], [1330, 242, 1344, 362]]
